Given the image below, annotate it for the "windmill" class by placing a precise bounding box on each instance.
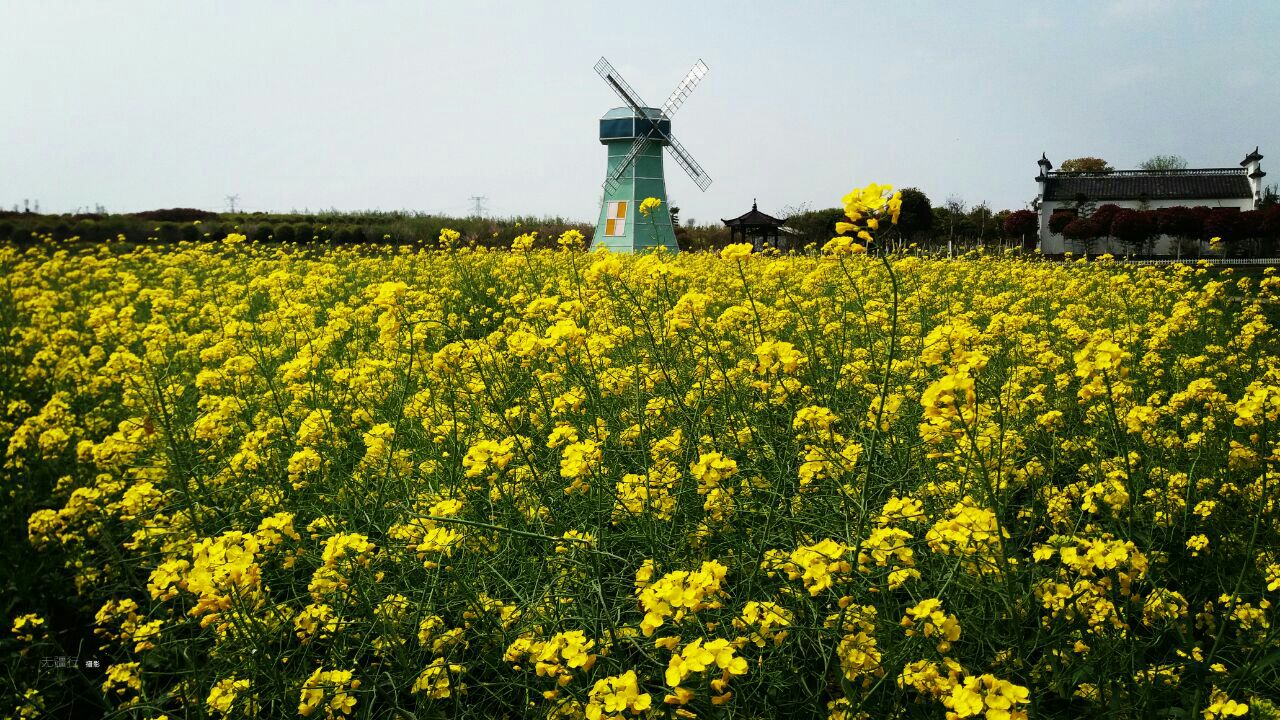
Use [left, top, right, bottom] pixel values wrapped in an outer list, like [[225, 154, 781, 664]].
[[591, 57, 712, 253]]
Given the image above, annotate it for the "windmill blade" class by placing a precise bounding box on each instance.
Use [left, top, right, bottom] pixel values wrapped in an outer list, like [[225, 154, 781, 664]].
[[661, 59, 708, 118], [594, 57, 650, 113], [603, 134, 650, 193], [662, 133, 712, 192]]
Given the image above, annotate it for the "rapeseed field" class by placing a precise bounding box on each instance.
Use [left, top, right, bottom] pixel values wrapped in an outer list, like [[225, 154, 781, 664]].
[[3, 187, 1278, 718]]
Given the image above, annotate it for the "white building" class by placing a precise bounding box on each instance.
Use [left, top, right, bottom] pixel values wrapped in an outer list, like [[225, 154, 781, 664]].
[[1035, 148, 1265, 255]]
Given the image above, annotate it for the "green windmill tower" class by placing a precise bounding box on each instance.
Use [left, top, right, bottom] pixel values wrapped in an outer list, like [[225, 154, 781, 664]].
[[592, 57, 713, 253]]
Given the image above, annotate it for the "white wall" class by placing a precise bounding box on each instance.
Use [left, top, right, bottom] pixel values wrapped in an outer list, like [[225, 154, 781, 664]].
[[1037, 196, 1255, 255]]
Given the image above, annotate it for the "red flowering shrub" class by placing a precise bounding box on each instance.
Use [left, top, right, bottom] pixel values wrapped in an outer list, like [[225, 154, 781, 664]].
[[1048, 210, 1076, 234], [1110, 209, 1156, 251], [1003, 210, 1038, 248], [1062, 217, 1101, 242]]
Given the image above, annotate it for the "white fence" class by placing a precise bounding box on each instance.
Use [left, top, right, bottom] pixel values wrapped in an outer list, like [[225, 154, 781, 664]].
[[1116, 258, 1280, 266]]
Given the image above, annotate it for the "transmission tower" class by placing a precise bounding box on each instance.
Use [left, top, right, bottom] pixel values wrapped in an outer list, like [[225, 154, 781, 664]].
[[468, 195, 488, 218], [225, 194, 240, 213]]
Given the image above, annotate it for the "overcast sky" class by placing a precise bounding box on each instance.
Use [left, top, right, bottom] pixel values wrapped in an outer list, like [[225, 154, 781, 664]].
[[3, 1, 1277, 223]]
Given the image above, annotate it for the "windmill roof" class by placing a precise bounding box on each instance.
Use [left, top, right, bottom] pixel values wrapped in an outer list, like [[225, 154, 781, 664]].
[[601, 106, 665, 120], [1042, 168, 1252, 202], [722, 202, 785, 227]]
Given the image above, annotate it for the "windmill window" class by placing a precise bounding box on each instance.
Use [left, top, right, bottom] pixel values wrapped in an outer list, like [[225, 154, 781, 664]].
[[605, 201, 628, 236]]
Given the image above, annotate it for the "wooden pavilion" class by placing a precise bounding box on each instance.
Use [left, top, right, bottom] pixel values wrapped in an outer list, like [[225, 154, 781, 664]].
[[722, 200, 787, 251]]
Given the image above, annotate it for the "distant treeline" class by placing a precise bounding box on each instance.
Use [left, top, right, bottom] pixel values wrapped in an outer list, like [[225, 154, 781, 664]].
[[0, 208, 598, 250], [9, 187, 1275, 255], [761, 189, 1040, 253], [0, 202, 1033, 253]]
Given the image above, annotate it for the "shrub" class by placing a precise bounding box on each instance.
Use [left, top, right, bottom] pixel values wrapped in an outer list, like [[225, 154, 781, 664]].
[[1189, 205, 1213, 232], [784, 208, 845, 249], [1156, 206, 1200, 239], [1260, 206, 1280, 241], [1061, 217, 1100, 241], [1048, 210, 1076, 235], [132, 208, 220, 222], [1002, 210, 1038, 247], [1109, 209, 1156, 252], [1059, 156, 1113, 172], [1090, 203, 1123, 233], [1236, 209, 1263, 240], [895, 187, 934, 239], [335, 226, 363, 244], [156, 223, 181, 244], [273, 224, 297, 244], [1203, 208, 1240, 242], [1258, 206, 1280, 255]]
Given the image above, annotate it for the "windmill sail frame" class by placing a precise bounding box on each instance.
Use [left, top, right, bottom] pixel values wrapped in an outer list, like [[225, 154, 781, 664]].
[[594, 56, 712, 193]]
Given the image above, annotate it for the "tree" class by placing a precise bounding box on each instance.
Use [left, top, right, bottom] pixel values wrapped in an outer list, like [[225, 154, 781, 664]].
[[1110, 209, 1156, 254], [1156, 206, 1197, 237], [1062, 217, 1102, 254], [1190, 206, 1212, 232], [133, 208, 220, 222], [1090, 204, 1123, 234], [967, 202, 994, 245], [784, 208, 845, 249], [991, 209, 1012, 246], [1003, 210, 1038, 250], [1048, 210, 1076, 235], [1139, 154, 1189, 171], [1262, 183, 1278, 209], [1059, 157, 1113, 173], [1156, 206, 1202, 258], [895, 187, 933, 240], [1258, 206, 1280, 255], [1235, 210, 1263, 256], [935, 195, 970, 253], [1203, 209, 1240, 254]]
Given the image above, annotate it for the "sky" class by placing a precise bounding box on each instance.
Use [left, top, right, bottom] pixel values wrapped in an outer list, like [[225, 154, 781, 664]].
[[2, 1, 1278, 224]]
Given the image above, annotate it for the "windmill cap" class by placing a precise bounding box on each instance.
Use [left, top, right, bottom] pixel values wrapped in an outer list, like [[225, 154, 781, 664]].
[[600, 108, 672, 144], [601, 106, 666, 120]]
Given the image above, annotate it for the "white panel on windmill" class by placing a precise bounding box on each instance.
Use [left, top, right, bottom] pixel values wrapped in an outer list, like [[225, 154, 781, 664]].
[[605, 201, 628, 236]]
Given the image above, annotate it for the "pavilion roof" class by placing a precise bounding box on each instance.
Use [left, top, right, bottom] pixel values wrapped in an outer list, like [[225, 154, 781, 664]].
[[722, 200, 785, 227]]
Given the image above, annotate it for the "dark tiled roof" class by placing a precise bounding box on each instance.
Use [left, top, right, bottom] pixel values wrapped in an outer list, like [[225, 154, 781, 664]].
[[1043, 168, 1252, 202], [722, 201, 785, 227]]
